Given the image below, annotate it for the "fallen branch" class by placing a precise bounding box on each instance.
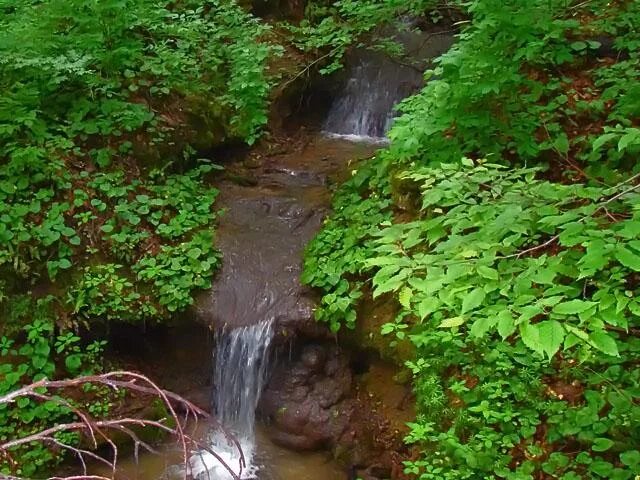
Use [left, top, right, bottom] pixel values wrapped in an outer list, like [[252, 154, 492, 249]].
[[0, 371, 244, 480]]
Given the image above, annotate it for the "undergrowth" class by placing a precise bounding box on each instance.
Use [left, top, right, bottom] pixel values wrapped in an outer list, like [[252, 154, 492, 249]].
[[303, 0, 640, 478], [0, 0, 279, 474]]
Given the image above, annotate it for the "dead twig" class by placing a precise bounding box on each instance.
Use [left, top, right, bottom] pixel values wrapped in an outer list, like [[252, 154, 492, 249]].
[[0, 371, 243, 480]]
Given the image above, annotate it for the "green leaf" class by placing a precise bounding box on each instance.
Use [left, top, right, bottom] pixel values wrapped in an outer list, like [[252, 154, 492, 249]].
[[592, 438, 615, 452], [589, 331, 619, 356], [614, 246, 640, 271], [58, 258, 72, 269], [553, 133, 570, 154], [520, 322, 543, 356], [537, 320, 565, 359], [470, 316, 496, 337], [592, 133, 617, 151], [399, 287, 413, 309], [439, 316, 464, 328], [618, 129, 640, 152], [552, 299, 596, 315], [65, 354, 83, 372], [477, 266, 499, 280], [570, 41, 587, 51], [497, 310, 516, 339], [462, 288, 485, 314], [620, 450, 640, 468], [417, 297, 440, 320]]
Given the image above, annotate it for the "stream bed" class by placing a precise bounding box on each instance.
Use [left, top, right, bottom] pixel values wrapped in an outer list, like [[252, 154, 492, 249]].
[[96, 136, 382, 479]]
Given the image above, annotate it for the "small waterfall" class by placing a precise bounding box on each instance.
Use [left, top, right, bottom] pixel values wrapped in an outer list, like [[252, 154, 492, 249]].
[[190, 321, 274, 480], [323, 26, 455, 142], [323, 55, 422, 141]]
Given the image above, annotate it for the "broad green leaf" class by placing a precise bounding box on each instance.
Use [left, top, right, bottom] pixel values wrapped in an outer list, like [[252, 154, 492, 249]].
[[58, 258, 72, 269], [497, 310, 516, 339], [618, 129, 640, 152], [439, 316, 464, 328], [462, 288, 485, 314], [417, 297, 440, 320], [614, 246, 640, 271], [592, 133, 617, 151], [537, 320, 565, 359], [470, 316, 496, 337], [589, 331, 619, 356], [552, 299, 597, 315], [553, 133, 570, 154], [592, 438, 615, 452], [477, 266, 499, 280], [520, 322, 543, 356], [620, 450, 640, 468]]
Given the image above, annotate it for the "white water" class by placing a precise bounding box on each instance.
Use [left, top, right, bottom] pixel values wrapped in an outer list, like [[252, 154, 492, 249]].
[[322, 54, 423, 141], [190, 321, 274, 479]]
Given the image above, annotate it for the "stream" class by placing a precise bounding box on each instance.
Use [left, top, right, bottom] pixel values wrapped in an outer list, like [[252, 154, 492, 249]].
[[92, 27, 453, 480]]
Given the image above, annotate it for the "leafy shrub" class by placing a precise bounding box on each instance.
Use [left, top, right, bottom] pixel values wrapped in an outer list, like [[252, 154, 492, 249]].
[[303, 1, 640, 479], [0, 298, 108, 477]]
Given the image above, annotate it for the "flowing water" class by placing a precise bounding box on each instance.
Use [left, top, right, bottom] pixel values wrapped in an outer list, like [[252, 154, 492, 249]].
[[190, 321, 275, 479], [323, 26, 454, 141], [86, 27, 455, 478], [182, 136, 377, 480], [323, 53, 422, 141]]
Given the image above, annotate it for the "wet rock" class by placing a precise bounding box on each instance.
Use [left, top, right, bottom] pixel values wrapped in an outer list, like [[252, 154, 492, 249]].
[[259, 344, 353, 450], [301, 344, 327, 372]]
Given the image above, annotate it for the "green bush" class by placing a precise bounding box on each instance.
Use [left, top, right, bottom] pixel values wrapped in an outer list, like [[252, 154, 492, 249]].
[[303, 1, 640, 479]]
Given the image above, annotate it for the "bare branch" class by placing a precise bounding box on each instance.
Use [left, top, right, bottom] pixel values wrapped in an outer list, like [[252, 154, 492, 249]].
[[0, 371, 243, 480]]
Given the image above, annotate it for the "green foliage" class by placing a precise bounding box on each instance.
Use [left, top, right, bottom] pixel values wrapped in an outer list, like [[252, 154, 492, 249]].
[[303, 1, 640, 479], [0, 0, 269, 328], [0, 299, 107, 477], [3, 162, 220, 326], [287, 0, 438, 73], [0, 1, 274, 473], [303, 161, 393, 330], [0, 0, 276, 148]]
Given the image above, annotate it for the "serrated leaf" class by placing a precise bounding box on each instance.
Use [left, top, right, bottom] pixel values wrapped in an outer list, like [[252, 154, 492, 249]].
[[462, 288, 485, 314], [439, 316, 464, 328], [590, 331, 619, 357], [552, 299, 597, 315], [537, 320, 565, 359], [520, 322, 543, 356], [615, 246, 640, 271], [399, 287, 413, 309]]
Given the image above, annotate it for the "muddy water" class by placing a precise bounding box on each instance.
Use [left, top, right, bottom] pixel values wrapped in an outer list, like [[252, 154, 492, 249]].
[[93, 425, 346, 480], [195, 136, 376, 330], [190, 136, 376, 478], [93, 136, 377, 479]]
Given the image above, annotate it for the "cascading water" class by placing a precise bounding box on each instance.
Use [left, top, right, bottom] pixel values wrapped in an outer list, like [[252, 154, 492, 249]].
[[323, 55, 422, 141], [190, 321, 274, 479], [323, 26, 454, 142]]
